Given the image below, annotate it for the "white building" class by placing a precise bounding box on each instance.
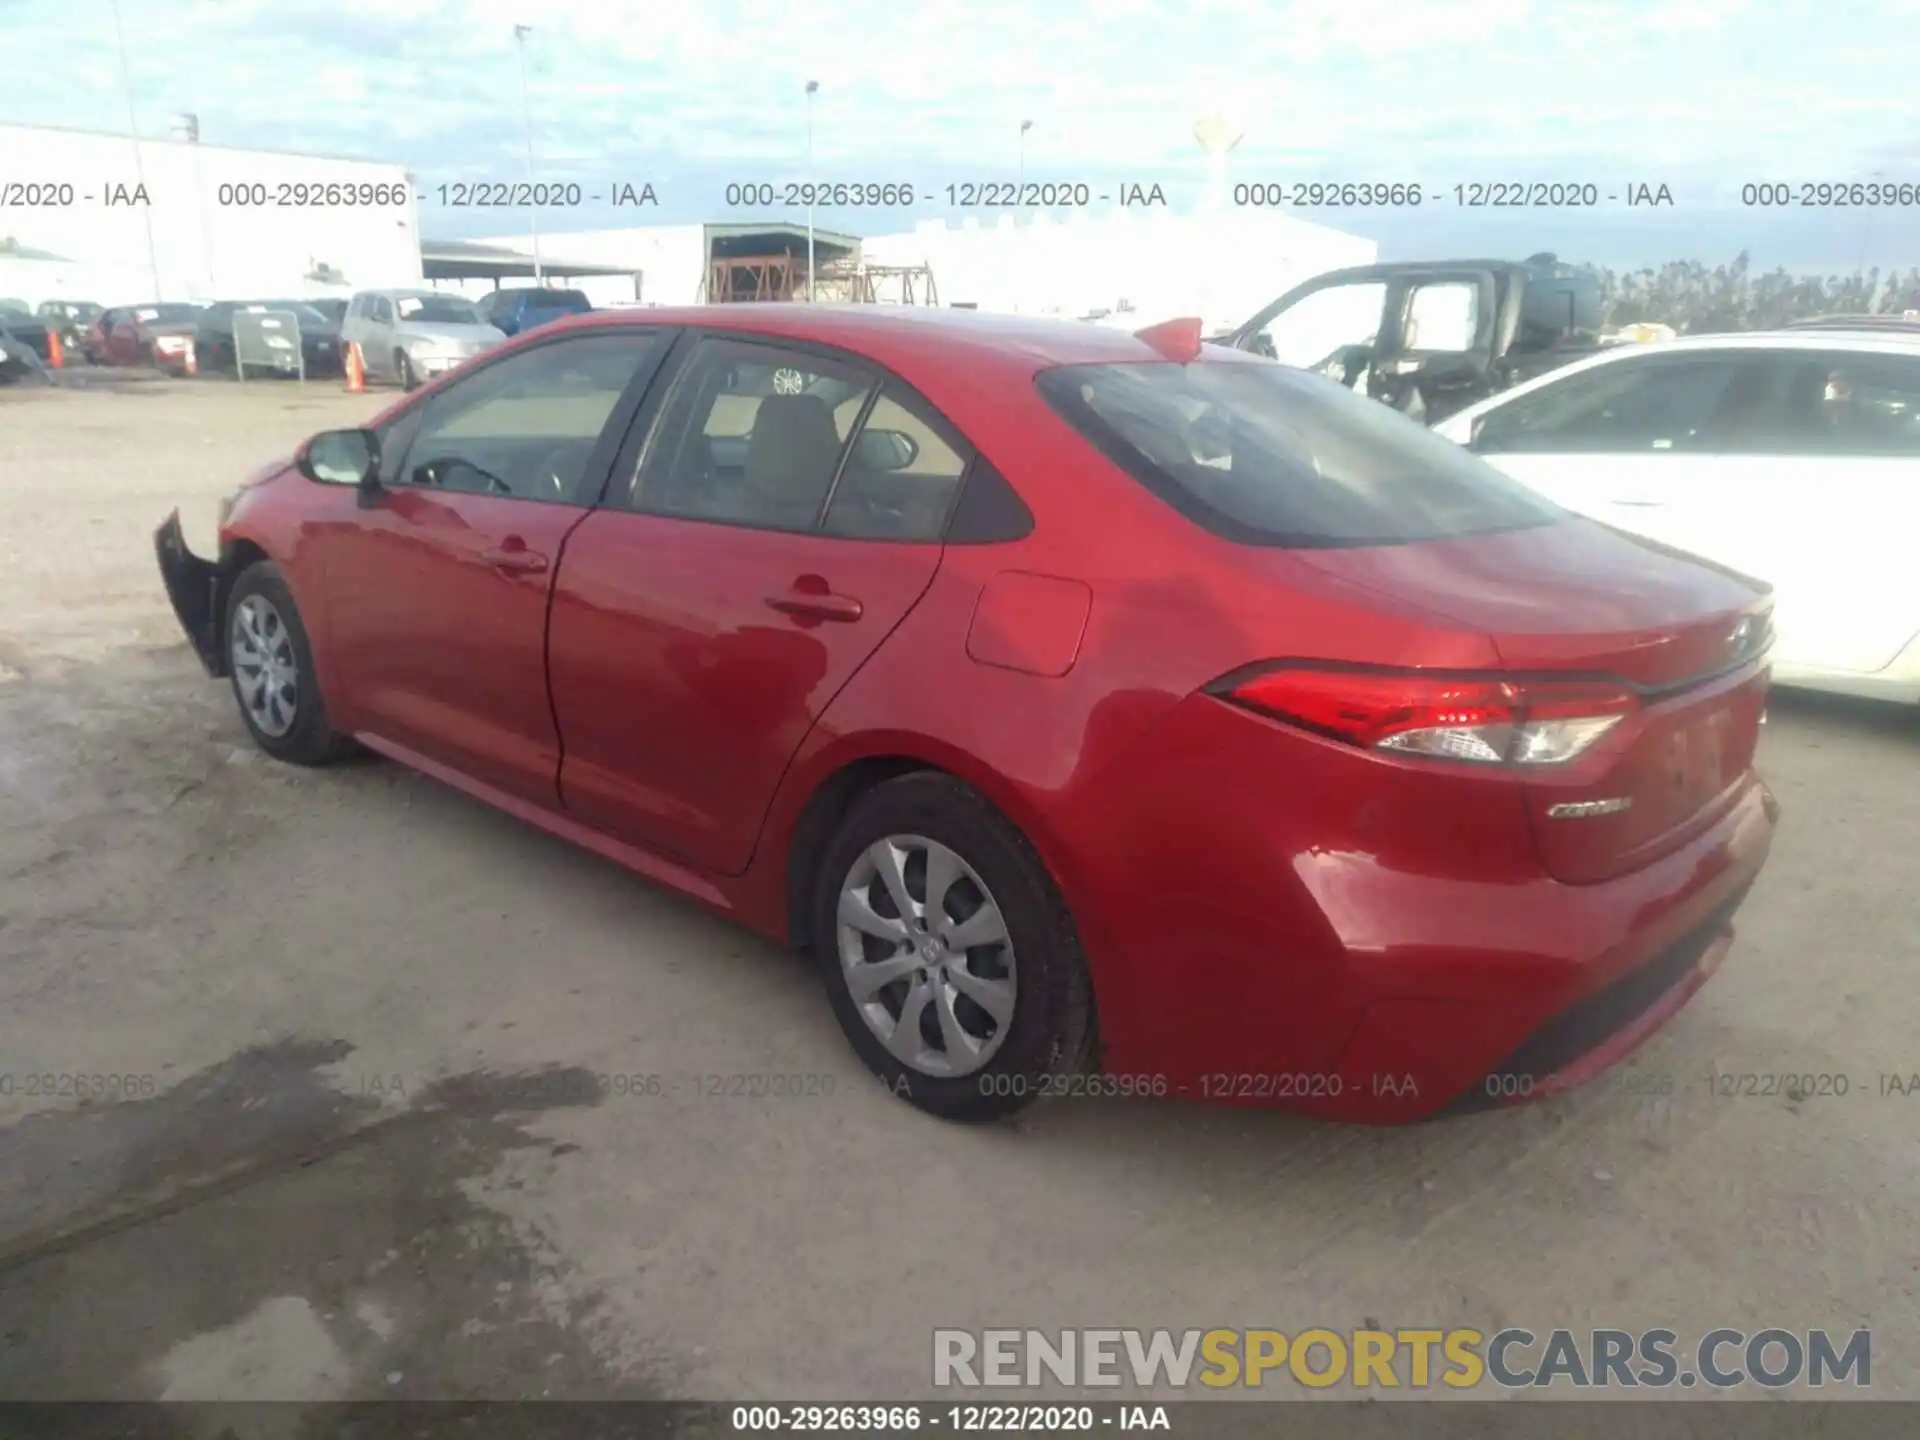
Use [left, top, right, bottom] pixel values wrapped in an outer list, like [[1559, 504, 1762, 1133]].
[[0, 122, 423, 307], [861, 207, 1376, 335], [459, 207, 1374, 334], [453, 223, 862, 309]]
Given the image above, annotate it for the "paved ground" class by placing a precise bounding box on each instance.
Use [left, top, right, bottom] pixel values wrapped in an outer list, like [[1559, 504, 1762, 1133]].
[[1, 379, 1917, 1420]]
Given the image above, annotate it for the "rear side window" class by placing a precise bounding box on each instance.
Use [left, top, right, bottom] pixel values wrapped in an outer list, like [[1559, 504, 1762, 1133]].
[[1036, 360, 1563, 548], [1802, 351, 1920, 455]]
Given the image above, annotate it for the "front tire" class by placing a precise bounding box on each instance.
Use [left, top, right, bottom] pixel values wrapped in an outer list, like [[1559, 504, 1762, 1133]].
[[224, 562, 354, 765], [811, 773, 1096, 1121], [396, 350, 418, 391]]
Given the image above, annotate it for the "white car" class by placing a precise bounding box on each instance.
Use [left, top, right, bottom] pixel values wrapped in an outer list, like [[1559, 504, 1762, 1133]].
[[1433, 330, 1920, 703]]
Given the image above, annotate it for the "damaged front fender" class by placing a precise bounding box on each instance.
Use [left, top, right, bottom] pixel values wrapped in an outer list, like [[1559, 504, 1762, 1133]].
[[154, 510, 226, 677]]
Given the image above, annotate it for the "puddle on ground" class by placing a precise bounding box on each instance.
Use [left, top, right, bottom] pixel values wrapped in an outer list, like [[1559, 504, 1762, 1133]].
[[0, 1035, 667, 1424]]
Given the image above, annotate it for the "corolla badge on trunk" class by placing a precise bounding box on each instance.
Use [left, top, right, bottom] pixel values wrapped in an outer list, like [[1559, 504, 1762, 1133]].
[[1546, 797, 1634, 819], [1727, 616, 1754, 659]]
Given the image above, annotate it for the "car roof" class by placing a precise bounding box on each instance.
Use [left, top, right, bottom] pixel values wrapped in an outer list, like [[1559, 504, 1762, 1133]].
[[529, 304, 1246, 373], [1600, 330, 1920, 354], [1443, 327, 1920, 425]]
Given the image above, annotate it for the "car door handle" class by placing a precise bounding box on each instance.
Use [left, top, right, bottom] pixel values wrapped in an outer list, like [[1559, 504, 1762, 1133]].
[[480, 546, 549, 574], [766, 588, 863, 622]]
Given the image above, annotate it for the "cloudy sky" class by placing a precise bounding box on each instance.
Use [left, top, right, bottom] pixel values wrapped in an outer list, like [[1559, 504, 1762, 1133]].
[[3, 0, 1916, 271]]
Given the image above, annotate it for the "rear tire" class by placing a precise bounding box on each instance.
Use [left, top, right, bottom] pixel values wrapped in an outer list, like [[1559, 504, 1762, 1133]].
[[224, 562, 355, 766], [810, 773, 1096, 1121]]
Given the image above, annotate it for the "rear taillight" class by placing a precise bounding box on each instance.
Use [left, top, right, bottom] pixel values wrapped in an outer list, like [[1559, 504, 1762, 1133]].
[[1216, 666, 1638, 766]]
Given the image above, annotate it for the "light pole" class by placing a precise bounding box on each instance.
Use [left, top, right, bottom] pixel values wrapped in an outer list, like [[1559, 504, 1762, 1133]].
[[804, 80, 819, 302], [514, 24, 544, 283], [1857, 167, 1886, 287], [109, 0, 164, 300], [1014, 121, 1034, 315]]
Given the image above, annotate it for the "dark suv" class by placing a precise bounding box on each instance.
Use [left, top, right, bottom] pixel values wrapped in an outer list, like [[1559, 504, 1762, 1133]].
[[474, 286, 593, 337], [1213, 254, 1603, 422]]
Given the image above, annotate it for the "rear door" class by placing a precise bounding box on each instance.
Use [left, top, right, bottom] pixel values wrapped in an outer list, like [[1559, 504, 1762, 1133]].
[[1456, 348, 1774, 564], [318, 328, 671, 804], [548, 334, 966, 874], [1744, 347, 1920, 673]]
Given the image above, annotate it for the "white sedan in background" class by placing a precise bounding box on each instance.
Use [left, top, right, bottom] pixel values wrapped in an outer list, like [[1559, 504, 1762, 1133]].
[[1433, 329, 1920, 703]]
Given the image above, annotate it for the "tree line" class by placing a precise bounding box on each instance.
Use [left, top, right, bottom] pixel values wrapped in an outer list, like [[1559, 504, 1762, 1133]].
[[1592, 252, 1920, 332]]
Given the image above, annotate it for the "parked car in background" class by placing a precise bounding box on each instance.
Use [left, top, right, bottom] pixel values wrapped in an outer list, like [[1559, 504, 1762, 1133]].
[[306, 298, 349, 326], [153, 307, 1777, 1124], [340, 288, 506, 390], [1432, 329, 1920, 703], [87, 303, 201, 373], [474, 286, 594, 336], [35, 299, 103, 358], [1213, 254, 1603, 422], [196, 300, 344, 377], [0, 299, 54, 381]]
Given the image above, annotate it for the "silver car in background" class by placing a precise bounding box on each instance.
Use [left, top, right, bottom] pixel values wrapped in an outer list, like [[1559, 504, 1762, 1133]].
[[340, 288, 507, 390]]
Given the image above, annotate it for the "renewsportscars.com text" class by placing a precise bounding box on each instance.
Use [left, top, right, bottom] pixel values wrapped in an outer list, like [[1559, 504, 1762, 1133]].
[[932, 1326, 1872, 1390]]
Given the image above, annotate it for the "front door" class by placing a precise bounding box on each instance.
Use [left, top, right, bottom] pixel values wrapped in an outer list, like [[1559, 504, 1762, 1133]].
[[548, 335, 965, 873], [1372, 268, 1500, 418], [1231, 269, 1394, 387], [319, 329, 669, 805]]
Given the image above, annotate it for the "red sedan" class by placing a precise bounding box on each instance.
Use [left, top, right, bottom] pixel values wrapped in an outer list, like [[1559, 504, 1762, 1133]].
[[153, 306, 1778, 1123], [87, 302, 200, 372]]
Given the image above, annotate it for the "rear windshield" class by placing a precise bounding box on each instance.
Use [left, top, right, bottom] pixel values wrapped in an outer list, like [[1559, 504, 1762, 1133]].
[[522, 289, 591, 310], [1035, 359, 1565, 547]]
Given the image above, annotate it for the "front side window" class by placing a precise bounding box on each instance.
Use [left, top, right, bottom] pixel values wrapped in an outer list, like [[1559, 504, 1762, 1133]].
[[393, 332, 661, 503], [1037, 357, 1563, 548], [1257, 281, 1387, 372], [371, 298, 394, 325], [632, 339, 876, 530], [1471, 355, 1759, 455]]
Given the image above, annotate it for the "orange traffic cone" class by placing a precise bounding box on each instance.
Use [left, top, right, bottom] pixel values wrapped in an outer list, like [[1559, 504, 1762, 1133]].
[[46, 329, 63, 368], [344, 341, 366, 393]]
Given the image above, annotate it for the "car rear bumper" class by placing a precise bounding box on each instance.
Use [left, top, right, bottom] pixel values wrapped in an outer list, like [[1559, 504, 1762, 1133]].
[[154, 511, 224, 676], [1067, 695, 1780, 1122]]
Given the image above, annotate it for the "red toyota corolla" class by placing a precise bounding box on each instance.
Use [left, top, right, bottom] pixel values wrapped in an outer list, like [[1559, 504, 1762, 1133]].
[[153, 306, 1778, 1124]]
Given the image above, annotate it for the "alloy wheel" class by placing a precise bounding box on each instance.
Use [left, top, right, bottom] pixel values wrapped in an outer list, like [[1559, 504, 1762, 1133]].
[[836, 834, 1018, 1078], [230, 593, 299, 738]]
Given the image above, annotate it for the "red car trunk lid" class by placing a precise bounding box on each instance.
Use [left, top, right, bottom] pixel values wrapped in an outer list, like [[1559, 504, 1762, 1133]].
[[1296, 517, 1774, 883]]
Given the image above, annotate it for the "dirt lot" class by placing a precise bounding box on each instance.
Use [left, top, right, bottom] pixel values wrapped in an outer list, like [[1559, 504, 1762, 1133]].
[[2, 380, 1918, 1416]]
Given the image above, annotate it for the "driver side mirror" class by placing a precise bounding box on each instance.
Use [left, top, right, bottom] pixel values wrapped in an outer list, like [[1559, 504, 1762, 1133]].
[[297, 428, 381, 500]]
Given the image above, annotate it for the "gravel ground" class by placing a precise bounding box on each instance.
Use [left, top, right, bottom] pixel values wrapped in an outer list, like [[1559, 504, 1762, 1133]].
[[1, 378, 1917, 1422]]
